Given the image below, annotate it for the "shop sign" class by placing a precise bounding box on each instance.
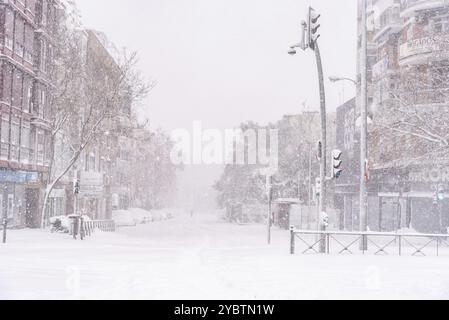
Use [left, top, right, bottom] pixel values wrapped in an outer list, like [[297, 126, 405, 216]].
[[409, 168, 449, 183], [400, 34, 449, 60], [79, 172, 104, 197], [0, 170, 39, 184]]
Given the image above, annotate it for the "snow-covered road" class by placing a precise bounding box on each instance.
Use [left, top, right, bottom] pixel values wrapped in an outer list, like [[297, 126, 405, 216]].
[[1, 211, 449, 300]]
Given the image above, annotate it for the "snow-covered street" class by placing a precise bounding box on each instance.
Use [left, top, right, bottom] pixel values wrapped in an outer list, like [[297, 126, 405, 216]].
[[1, 211, 449, 300]]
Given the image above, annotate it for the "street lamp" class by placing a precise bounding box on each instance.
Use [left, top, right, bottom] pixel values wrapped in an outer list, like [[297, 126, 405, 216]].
[[288, 8, 327, 253], [329, 76, 357, 86]]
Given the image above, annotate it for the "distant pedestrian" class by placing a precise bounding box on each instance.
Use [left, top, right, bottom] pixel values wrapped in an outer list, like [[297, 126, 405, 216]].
[[190, 210, 194, 218]]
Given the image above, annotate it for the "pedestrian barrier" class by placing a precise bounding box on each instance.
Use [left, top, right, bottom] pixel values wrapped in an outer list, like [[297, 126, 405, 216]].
[[290, 227, 449, 257], [70, 217, 116, 240]]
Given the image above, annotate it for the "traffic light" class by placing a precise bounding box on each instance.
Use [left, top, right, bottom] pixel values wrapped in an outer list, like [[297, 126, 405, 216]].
[[315, 178, 321, 196], [332, 149, 343, 179], [73, 178, 80, 195], [435, 184, 445, 203], [307, 7, 321, 50], [437, 185, 445, 201], [317, 141, 322, 160]]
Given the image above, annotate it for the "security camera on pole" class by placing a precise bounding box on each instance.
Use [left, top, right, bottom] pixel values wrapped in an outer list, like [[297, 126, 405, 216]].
[[288, 7, 326, 252]]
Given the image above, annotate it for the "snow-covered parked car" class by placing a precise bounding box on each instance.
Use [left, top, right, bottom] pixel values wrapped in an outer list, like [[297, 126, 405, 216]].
[[128, 208, 153, 224], [150, 210, 164, 222], [112, 210, 137, 227], [151, 209, 175, 221]]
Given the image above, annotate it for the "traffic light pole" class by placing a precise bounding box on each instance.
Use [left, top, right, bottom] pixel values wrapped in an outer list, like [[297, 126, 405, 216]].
[[267, 175, 273, 245], [314, 43, 327, 253], [288, 7, 326, 252], [360, 0, 368, 250]]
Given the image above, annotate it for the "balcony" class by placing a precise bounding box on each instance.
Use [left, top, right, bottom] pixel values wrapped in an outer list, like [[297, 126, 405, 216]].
[[373, 6, 402, 41], [399, 33, 449, 65], [401, 0, 448, 18], [372, 56, 396, 80]]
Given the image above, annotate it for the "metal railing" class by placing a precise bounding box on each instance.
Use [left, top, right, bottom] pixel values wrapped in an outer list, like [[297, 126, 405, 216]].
[[70, 218, 116, 240], [83, 220, 116, 235], [290, 228, 449, 256]]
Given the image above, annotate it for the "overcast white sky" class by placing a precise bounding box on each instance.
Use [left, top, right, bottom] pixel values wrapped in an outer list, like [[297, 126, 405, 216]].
[[75, 0, 357, 131], [74, 0, 358, 207]]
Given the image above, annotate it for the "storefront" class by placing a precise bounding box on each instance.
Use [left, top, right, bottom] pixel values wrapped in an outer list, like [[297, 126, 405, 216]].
[[373, 165, 449, 234], [0, 169, 41, 228]]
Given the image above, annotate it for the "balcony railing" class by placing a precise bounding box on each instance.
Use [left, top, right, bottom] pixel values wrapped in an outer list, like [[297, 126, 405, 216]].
[[374, 6, 401, 41]]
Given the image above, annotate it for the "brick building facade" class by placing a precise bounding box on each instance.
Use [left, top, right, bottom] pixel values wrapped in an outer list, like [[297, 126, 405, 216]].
[[0, 0, 59, 227]]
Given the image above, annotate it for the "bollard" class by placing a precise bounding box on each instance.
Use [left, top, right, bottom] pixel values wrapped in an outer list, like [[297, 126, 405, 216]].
[[2, 218, 7, 244], [71, 218, 77, 240], [290, 226, 295, 255], [80, 217, 84, 240]]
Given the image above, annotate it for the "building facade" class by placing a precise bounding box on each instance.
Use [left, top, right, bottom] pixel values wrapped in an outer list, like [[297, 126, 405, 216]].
[[339, 0, 449, 233], [0, 0, 59, 227]]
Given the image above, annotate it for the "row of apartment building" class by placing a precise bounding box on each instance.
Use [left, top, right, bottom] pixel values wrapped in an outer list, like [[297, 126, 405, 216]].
[[335, 0, 449, 233], [0, 0, 151, 228]]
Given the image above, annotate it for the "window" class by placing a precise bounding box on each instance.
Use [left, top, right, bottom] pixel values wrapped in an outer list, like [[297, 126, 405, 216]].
[[4, 9, 14, 51], [11, 121, 19, 146], [24, 81, 34, 113], [37, 129, 44, 165], [2, 64, 13, 103], [40, 89, 46, 117], [14, 18, 25, 58], [24, 25, 34, 64], [39, 40, 47, 72], [12, 70, 23, 108], [41, 0, 47, 26], [84, 151, 97, 172], [10, 117, 20, 161], [1, 116, 9, 143], [5, 36, 13, 51], [15, 43, 24, 58], [21, 124, 31, 164], [432, 15, 449, 34], [89, 152, 96, 172]]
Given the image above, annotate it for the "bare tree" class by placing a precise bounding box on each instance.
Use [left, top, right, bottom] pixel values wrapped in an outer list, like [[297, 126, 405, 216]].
[[40, 4, 151, 228], [372, 64, 449, 167]]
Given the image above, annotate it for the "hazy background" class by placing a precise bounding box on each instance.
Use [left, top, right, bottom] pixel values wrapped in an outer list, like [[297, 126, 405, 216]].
[[74, 0, 357, 210]]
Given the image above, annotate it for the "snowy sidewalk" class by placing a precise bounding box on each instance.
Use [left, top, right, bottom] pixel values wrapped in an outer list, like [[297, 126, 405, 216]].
[[1, 212, 449, 299]]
